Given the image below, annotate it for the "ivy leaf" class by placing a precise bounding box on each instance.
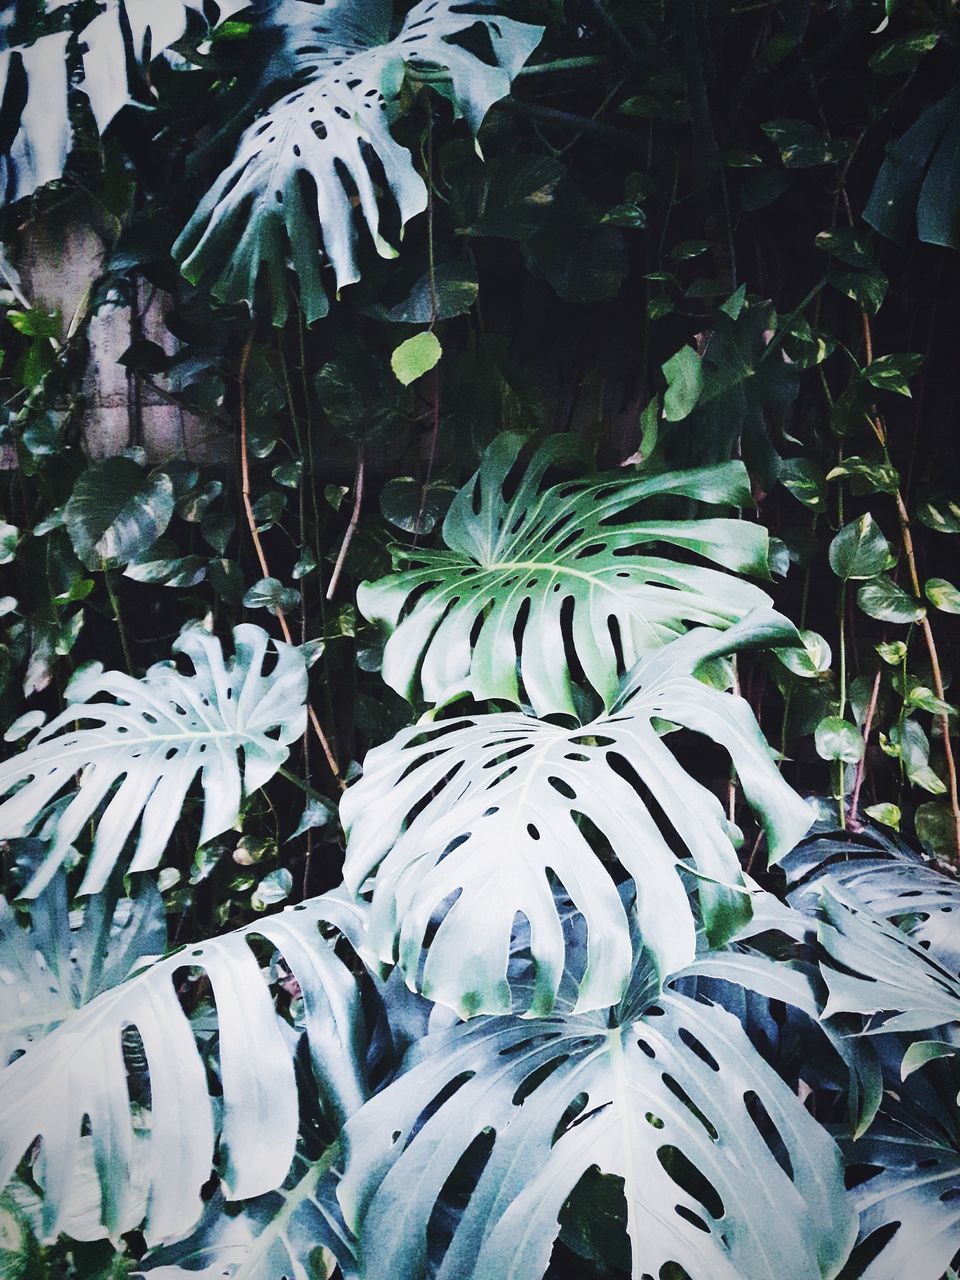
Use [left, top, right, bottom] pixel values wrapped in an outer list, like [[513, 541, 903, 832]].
[[316, 344, 403, 445], [391, 331, 443, 387], [365, 260, 478, 323], [828, 514, 892, 579], [779, 457, 826, 510], [64, 459, 175, 570], [0, 522, 18, 565], [925, 578, 960, 614], [869, 31, 939, 76], [815, 716, 865, 764], [452, 153, 565, 239], [887, 720, 945, 794], [915, 801, 958, 858], [814, 227, 875, 268], [826, 456, 900, 494], [857, 576, 925, 624], [252, 868, 293, 910], [876, 640, 908, 665], [864, 802, 901, 829], [828, 265, 888, 316], [661, 345, 703, 421], [243, 578, 300, 612], [918, 495, 960, 533], [862, 353, 925, 397], [668, 239, 710, 262], [773, 629, 832, 678], [761, 118, 853, 168], [380, 478, 455, 535]]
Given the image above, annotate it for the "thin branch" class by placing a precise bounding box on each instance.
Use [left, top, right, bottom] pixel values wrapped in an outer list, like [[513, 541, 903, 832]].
[[238, 332, 343, 787], [326, 448, 365, 603], [848, 665, 882, 829], [895, 491, 960, 858], [500, 100, 646, 151]]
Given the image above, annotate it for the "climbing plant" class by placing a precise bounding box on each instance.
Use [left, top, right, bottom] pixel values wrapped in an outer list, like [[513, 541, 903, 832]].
[[0, 0, 959, 1277]]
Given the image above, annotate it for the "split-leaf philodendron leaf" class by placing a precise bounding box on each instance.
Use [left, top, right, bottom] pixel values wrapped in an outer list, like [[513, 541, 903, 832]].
[[358, 433, 773, 716], [0, 625, 306, 898], [174, 0, 544, 323], [338, 962, 857, 1280], [342, 612, 813, 1017], [0, 891, 367, 1244], [0, 1, 247, 205]]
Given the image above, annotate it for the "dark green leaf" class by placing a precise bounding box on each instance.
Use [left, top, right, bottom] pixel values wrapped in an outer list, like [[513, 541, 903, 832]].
[[64, 459, 174, 570], [862, 353, 925, 397], [779, 458, 826, 510], [380, 478, 455, 535], [869, 31, 939, 76], [828, 514, 892, 579], [917, 495, 960, 533], [761, 118, 853, 168]]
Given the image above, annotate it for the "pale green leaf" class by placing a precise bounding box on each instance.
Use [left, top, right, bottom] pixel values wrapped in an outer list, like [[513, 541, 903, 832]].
[[925, 577, 960, 614], [342, 613, 812, 1016], [340, 965, 855, 1280], [390, 331, 442, 386], [0, 626, 307, 897], [0, 892, 367, 1243], [857, 575, 925, 624], [814, 716, 864, 763], [661, 345, 703, 420]]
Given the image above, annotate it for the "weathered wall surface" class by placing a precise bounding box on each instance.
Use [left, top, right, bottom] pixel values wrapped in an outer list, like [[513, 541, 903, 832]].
[[13, 210, 227, 464]]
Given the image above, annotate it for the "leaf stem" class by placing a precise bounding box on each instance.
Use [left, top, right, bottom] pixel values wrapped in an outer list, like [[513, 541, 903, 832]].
[[855, 300, 960, 859], [104, 566, 133, 674], [326, 448, 365, 603], [895, 490, 960, 858], [517, 55, 607, 76], [848, 665, 881, 829], [239, 332, 342, 787]]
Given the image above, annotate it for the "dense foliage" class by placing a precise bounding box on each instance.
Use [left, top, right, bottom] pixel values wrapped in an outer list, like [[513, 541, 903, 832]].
[[0, 0, 959, 1277]]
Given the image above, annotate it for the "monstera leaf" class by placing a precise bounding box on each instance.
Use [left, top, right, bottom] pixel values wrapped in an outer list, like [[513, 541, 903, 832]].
[[785, 825, 960, 972], [342, 612, 813, 1018], [0, 625, 306, 899], [818, 884, 960, 1037], [865, 83, 960, 249], [78, 0, 252, 133], [843, 1118, 960, 1280], [0, 33, 71, 205], [0, 2, 246, 206], [174, 0, 544, 323], [0, 866, 164, 1067], [0, 891, 367, 1244], [139, 1150, 355, 1280], [338, 957, 856, 1280], [358, 433, 774, 716]]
